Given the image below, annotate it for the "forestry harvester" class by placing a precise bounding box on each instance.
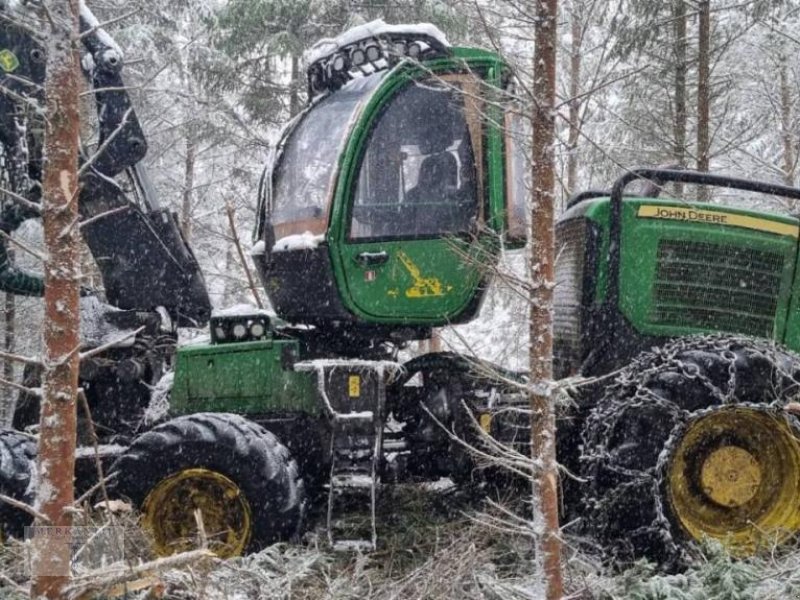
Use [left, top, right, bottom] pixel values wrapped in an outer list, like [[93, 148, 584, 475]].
[[3, 6, 800, 570]]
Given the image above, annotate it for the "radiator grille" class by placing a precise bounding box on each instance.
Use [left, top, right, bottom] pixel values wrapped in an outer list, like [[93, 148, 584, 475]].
[[649, 240, 785, 337], [554, 218, 587, 375]]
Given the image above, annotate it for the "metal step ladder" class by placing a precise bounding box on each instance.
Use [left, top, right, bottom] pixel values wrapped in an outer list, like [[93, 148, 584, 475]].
[[295, 359, 401, 551]]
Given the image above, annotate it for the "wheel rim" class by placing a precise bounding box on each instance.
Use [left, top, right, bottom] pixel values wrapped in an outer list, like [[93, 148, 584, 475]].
[[142, 468, 252, 558], [667, 407, 800, 554]]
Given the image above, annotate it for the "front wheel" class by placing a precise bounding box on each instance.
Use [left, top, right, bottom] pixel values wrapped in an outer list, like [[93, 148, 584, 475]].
[[109, 413, 305, 558], [580, 336, 800, 568]]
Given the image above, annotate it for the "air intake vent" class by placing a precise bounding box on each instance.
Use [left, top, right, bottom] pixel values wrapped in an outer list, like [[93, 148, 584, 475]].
[[554, 218, 587, 377], [649, 240, 785, 337]]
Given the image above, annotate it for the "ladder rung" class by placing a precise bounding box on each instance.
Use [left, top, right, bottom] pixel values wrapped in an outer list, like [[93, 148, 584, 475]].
[[333, 411, 374, 421], [331, 474, 375, 488]]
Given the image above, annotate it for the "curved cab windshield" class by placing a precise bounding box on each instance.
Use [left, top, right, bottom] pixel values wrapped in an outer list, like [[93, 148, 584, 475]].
[[271, 75, 383, 237], [350, 75, 483, 240]]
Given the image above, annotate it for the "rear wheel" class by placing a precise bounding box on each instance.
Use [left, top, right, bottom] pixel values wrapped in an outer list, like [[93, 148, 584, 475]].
[[0, 429, 37, 539], [110, 413, 305, 558], [580, 336, 800, 567]]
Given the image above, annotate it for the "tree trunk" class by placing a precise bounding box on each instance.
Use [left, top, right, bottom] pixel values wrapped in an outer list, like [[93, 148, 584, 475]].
[[30, 0, 81, 596], [672, 0, 687, 198], [4, 252, 15, 416], [780, 55, 795, 188], [697, 0, 711, 201], [530, 0, 564, 598], [566, 2, 583, 199], [181, 133, 196, 241], [290, 54, 301, 117]]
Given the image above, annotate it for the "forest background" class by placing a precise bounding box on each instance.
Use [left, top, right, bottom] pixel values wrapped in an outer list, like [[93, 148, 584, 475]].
[[4, 1, 800, 597]]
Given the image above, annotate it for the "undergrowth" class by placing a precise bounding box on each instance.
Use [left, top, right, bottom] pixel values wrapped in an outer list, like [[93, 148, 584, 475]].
[[4, 485, 800, 598]]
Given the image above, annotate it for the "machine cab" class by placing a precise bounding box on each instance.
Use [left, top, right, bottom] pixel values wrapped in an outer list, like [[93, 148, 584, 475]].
[[253, 22, 525, 339]]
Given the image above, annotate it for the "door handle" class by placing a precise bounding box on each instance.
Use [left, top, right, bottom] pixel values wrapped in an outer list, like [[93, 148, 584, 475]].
[[355, 251, 389, 267]]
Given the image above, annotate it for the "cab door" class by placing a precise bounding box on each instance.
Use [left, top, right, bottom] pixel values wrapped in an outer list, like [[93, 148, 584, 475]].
[[332, 71, 494, 324]]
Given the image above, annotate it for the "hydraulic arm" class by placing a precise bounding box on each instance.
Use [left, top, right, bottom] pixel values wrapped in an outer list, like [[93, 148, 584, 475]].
[[0, 4, 211, 326]]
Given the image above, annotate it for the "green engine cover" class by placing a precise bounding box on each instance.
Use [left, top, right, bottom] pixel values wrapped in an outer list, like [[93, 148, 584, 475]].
[[558, 197, 800, 352], [170, 339, 319, 417]]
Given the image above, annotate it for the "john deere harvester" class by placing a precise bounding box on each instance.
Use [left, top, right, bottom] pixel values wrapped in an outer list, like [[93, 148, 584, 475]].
[[101, 23, 532, 556], [555, 169, 800, 567], [5, 12, 800, 570]]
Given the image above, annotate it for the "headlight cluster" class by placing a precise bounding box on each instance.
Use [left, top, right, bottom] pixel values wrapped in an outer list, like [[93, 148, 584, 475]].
[[307, 30, 449, 96], [210, 314, 270, 344]]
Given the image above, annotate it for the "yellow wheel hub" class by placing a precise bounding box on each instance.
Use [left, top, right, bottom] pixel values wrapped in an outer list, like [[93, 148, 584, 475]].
[[142, 468, 252, 558], [699, 446, 762, 508], [667, 407, 800, 554]]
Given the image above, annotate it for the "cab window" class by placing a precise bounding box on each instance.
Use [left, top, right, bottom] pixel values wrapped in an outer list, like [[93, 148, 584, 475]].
[[270, 75, 383, 240], [350, 74, 485, 240]]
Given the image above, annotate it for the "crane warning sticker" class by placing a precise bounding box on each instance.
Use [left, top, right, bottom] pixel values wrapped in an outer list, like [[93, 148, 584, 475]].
[[0, 49, 19, 73], [396, 250, 453, 298], [637, 205, 799, 238]]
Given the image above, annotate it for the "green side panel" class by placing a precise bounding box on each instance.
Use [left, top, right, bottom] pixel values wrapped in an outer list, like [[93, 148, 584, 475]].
[[779, 246, 800, 351], [336, 238, 487, 322], [618, 199, 798, 340], [563, 197, 800, 345], [170, 339, 319, 416], [484, 65, 507, 237], [328, 52, 506, 325]]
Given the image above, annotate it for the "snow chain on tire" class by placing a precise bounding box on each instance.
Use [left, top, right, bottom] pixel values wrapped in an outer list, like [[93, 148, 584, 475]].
[[579, 335, 800, 569]]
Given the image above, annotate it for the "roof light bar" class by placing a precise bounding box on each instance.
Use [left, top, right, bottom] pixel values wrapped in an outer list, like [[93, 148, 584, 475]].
[[305, 21, 451, 97]]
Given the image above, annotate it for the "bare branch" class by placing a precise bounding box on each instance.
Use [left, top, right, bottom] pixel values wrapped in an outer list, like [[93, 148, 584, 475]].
[[77, 10, 138, 40], [225, 201, 264, 309], [0, 492, 50, 523], [77, 106, 134, 179], [0, 375, 40, 396], [0, 348, 41, 367], [0, 185, 42, 214], [0, 229, 44, 262], [79, 205, 130, 230], [79, 326, 145, 361]]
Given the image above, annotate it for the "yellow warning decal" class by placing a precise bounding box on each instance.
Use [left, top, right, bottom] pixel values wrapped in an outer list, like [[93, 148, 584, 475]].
[[396, 250, 453, 298], [637, 205, 799, 238], [348, 375, 361, 398], [0, 49, 19, 73]]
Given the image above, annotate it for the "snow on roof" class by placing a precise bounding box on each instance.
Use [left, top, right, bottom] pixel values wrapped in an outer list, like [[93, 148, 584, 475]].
[[250, 239, 266, 256], [305, 20, 450, 65], [212, 303, 272, 318], [272, 231, 325, 253]]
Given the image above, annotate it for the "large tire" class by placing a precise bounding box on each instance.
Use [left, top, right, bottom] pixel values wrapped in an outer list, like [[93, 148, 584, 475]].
[[579, 335, 800, 569], [0, 429, 37, 539], [109, 413, 305, 557]]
